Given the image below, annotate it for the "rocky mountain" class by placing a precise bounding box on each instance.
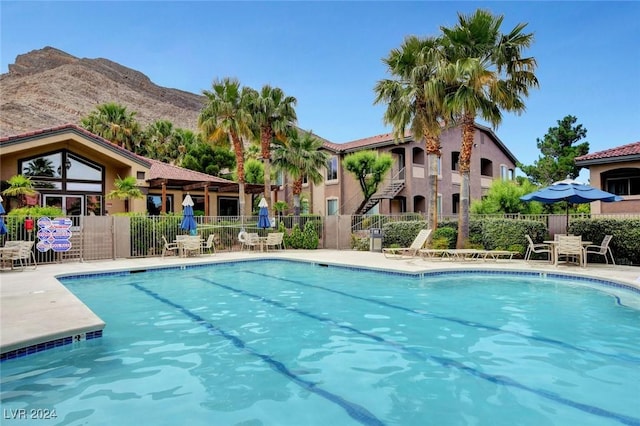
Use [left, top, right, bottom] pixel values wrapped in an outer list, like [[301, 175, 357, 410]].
[[0, 46, 205, 137]]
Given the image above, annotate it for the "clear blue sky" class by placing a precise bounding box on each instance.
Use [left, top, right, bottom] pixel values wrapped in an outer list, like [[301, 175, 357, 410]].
[[2, 1, 639, 178]]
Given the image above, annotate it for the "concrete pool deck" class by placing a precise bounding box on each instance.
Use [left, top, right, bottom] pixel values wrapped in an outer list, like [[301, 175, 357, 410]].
[[2, 249, 640, 358]]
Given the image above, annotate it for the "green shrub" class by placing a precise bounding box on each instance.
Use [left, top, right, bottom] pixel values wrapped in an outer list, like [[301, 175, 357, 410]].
[[350, 232, 370, 251], [570, 218, 640, 265], [381, 221, 428, 248], [286, 224, 305, 249], [302, 220, 319, 249], [432, 227, 456, 249]]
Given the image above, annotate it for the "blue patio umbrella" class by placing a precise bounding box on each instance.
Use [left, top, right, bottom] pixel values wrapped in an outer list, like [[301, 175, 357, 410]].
[[180, 194, 198, 235], [520, 178, 622, 229], [257, 197, 271, 229], [0, 195, 6, 235]]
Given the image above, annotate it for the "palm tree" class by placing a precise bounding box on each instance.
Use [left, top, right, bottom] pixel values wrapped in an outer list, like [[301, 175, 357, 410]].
[[106, 175, 144, 213], [23, 157, 56, 177], [198, 78, 255, 217], [81, 102, 141, 151], [440, 9, 538, 247], [249, 85, 297, 215], [143, 119, 174, 162], [374, 35, 449, 232], [272, 128, 329, 215], [2, 175, 37, 207]]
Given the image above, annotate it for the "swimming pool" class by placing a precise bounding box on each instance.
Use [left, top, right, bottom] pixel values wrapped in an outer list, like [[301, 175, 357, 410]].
[[1, 260, 639, 425]]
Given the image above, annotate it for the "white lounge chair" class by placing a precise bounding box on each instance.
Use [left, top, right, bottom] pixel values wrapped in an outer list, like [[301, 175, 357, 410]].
[[383, 229, 432, 259]]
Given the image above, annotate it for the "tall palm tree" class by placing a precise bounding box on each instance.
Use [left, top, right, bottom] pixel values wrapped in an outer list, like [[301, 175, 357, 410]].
[[143, 119, 174, 162], [250, 85, 297, 215], [198, 78, 256, 217], [81, 102, 141, 151], [440, 9, 538, 247], [272, 128, 329, 215], [374, 35, 449, 232]]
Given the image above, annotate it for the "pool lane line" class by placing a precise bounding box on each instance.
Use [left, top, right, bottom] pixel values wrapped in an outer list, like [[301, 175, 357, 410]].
[[128, 282, 385, 426], [199, 276, 640, 426], [245, 270, 640, 365]]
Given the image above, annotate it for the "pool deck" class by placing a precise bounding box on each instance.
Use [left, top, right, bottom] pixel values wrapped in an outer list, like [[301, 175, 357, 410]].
[[2, 250, 639, 358]]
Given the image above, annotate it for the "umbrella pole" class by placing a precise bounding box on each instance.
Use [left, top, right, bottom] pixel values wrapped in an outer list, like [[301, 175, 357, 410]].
[[566, 202, 570, 235]]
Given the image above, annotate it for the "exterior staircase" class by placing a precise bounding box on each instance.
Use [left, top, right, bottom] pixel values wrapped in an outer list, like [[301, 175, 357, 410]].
[[355, 168, 405, 215]]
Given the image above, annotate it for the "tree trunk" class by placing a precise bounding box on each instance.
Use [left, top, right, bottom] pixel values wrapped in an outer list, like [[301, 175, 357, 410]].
[[231, 132, 246, 217], [261, 127, 272, 216], [292, 179, 302, 216], [425, 134, 441, 235], [456, 114, 475, 249]]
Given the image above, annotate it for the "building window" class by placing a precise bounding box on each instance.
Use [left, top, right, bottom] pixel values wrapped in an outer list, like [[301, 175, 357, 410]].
[[603, 168, 640, 195], [218, 197, 239, 217], [275, 170, 284, 187], [437, 194, 442, 219], [412, 147, 425, 165], [327, 199, 338, 215], [452, 193, 460, 214], [480, 158, 493, 177], [327, 156, 338, 181], [508, 169, 514, 180], [500, 165, 509, 180], [147, 195, 173, 215], [451, 152, 460, 172], [20, 150, 104, 215], [137, 171, 146, 180], [437, 157, 442, 177]]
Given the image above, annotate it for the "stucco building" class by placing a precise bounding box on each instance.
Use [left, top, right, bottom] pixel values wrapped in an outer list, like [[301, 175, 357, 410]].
[[0, 124, 264, 216], [276, 123, 517, 218], [575, 141, 640, 214]]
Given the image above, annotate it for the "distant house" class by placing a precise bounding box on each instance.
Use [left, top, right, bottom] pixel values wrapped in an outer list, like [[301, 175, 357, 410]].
[[275, 123, 517, 217], [0, 124, 264, 216], [575, 141, 640, 214]]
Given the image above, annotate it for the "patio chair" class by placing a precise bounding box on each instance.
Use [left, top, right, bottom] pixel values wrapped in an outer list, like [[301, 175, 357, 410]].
[[201, 234, 217, 254], [555, 235, 585, 267], [238, 232, 260, 251], [382, 229, 432, 259], [5, 241, 37, 271], [584, 235, 615, 265], [162, 236, 179, 258], [525, 235, 551, 263], [264, 232, 285, 251]]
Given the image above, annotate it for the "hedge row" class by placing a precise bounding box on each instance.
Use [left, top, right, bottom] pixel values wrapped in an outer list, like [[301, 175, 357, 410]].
[[379, 217, 639, 264]]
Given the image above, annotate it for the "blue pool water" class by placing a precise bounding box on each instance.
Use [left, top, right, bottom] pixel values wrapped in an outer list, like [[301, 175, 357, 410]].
[[1, 260, 639, 425]]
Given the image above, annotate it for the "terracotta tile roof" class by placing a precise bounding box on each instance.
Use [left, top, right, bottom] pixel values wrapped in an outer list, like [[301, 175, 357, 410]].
[[575, 141, 640, 162], [323, 131, 411, 153], [145, 158, 235, 184]]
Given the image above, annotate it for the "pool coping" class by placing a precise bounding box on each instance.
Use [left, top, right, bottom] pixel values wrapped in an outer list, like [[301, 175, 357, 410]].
[[2, 250, 639, 361]]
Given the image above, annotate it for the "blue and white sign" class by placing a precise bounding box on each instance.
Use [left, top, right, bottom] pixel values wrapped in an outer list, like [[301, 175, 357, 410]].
[[36, 216, 73, 252]]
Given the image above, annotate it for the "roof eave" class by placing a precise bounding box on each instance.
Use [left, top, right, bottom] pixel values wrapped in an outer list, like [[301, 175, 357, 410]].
[[576, 154, 640, 166]]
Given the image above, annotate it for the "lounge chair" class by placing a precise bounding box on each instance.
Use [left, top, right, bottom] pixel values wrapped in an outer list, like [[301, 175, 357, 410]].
[[382, 229, 432, 259], [584, 235, 615, 265]]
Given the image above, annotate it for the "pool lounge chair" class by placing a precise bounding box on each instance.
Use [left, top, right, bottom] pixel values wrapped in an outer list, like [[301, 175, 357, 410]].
[[382, 229, 432, 259]]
